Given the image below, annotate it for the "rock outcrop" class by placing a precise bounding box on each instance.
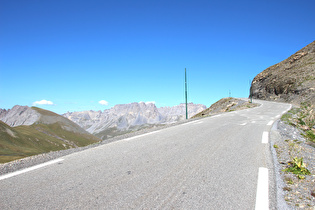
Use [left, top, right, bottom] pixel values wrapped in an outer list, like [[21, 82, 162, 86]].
[[250, 41, 315, 105], [0, 105, 40, 127]]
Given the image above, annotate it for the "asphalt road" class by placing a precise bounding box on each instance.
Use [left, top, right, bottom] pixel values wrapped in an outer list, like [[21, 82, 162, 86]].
[[0, 100, 291, 209]]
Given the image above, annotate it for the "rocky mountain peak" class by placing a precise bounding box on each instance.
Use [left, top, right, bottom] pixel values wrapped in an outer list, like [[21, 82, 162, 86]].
[[0, 105, 40, 127]]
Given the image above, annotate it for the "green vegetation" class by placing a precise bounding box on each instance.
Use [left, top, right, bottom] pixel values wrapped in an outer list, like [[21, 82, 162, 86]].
[[281, 102, 315, 144], [31, 106, 58, 116], [303, 130, 315, 142], [284, 177, 294, 185], [283, 156, 311, 179], [0, 121, 100, 163]]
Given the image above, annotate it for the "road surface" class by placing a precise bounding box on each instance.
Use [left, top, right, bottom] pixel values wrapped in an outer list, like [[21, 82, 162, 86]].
[[0, 100, 291, 209]]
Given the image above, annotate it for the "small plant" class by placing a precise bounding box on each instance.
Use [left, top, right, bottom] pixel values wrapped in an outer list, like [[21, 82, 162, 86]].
[[298, 102, 315, 128], [283, 157, 311, 178], [303, 130, 315, 143], [273, 144, 279, 148], [283, 186, 292, 191], [284, 176, 293, 184], [286, 178, 294, 185], [287, 180, 294, 184], [297, 174, 305, 180]]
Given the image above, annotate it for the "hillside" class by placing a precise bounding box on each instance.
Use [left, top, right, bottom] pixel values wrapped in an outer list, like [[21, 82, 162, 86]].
[[0, 106, 101, 163], [192, 98, 258, 118], [250, 41, 315, 106]]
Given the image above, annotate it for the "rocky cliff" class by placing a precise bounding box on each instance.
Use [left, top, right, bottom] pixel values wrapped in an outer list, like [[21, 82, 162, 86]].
[[250, 41, 315, 105]]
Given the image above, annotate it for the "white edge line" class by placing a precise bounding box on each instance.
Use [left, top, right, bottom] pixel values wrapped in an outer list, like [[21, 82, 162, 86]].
[[123, 130, 161, 141], [0, 158, 64, 181], [255, 167, 269, 210], [262, 132, 269, 144], [267, 120, 273, 126]]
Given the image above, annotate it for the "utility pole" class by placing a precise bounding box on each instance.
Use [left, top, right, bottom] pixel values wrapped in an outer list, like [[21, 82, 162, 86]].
[[185, 68, 188, 119]]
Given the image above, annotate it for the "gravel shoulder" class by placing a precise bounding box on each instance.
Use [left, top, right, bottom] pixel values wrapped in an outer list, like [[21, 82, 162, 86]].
[[270, 120, 315, 209]]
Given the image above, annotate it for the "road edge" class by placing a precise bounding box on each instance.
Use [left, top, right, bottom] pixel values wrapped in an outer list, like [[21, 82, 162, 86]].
[[269, 119, 293, 210]]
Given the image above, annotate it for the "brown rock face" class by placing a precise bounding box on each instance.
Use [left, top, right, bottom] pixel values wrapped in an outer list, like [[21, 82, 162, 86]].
[[250, 41, 315, 106]]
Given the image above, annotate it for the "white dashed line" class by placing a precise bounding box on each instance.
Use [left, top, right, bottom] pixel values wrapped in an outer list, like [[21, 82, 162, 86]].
[[0, 158, 64, 181], [255, 167, 269, 210], [262, 132, 269, 144], [240, 122, 247, 126]]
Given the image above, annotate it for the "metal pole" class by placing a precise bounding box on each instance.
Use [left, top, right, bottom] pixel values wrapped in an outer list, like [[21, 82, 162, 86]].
[[185, 68, 188, 119]]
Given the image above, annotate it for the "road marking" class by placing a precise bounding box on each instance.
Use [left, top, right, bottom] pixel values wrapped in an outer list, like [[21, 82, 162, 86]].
[[267, 120, 273, 126], [212, 114, 222, 118], [262, 132, 269, 144], [0, 158, 64, 181], [276, 115, 281, 118], [240, 122, 247, 126], [255, 167, 269, 210], [251, 121, 256, 123], [124, 130, 161, 141]]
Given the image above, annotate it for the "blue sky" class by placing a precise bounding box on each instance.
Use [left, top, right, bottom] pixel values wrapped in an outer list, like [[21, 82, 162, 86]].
[[1, 0, 314, 114]]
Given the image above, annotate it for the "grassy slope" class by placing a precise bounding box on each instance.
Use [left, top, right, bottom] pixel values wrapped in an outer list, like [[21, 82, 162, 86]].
[[0, 108, 101, 163]]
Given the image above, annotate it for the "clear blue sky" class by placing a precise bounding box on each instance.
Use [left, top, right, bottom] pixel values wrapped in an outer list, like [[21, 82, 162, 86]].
[[1, 0, 314, 114]]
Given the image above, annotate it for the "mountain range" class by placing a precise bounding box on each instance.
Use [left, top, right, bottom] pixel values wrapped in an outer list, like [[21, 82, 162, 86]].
[[0, 102, 205, 162], [63, 102, 206, 139]]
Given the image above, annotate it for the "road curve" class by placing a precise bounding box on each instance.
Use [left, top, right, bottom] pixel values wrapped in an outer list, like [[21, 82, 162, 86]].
[[0, 100, 291, 209]]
